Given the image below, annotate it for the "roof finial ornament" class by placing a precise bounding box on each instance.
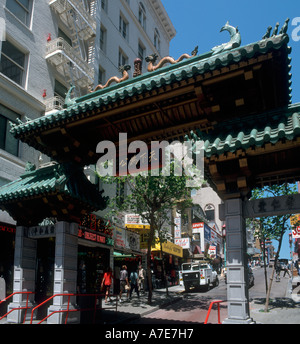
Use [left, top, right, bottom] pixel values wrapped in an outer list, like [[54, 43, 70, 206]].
[[64, 85, 76, 108], [211, 21, 241, 55], [279, 18, 290, 35], [145, 46, 198, 72], [91, 65, 131, 92], [271, 22, 280, 36], [262, 26, 272, 39]]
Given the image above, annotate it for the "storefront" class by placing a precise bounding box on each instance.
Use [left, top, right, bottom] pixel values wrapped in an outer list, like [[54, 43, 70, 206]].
[[77, 214, 114, 294], [151, 240, 183, 286], [112, 226, 145, 293], [0, 222, 16, 296]]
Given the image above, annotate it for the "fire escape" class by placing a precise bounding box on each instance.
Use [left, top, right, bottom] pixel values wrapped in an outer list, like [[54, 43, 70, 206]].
[[45, 0, 97, 113]]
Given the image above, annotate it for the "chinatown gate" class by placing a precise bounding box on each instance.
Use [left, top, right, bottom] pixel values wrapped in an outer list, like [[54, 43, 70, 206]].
[[1, 19, 300, 324]]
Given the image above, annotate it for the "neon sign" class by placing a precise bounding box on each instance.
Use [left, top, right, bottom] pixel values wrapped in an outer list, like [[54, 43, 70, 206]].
[[78, 227, 113, 246], [0, 224, 16, 234]]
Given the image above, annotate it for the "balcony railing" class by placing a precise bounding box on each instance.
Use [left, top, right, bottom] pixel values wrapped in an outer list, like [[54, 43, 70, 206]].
[[49, 0, 96, 39], [44, 96, 65, 113], [45, 37, 94, 88]]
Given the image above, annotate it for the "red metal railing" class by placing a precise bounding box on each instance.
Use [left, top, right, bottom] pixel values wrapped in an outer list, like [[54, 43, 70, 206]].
[[204, 300, 225, 324], [0, 291, 35, 324], [30, 293, 119, 324]]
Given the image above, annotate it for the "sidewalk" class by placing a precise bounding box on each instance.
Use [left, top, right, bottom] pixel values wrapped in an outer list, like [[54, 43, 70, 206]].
[[250, 276, 300, 324], [96, 285, 183, 324], [1, 276, 299, 324]]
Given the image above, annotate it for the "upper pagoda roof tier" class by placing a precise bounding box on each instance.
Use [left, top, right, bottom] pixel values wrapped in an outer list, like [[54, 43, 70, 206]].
[[10, 22, 293, 166]]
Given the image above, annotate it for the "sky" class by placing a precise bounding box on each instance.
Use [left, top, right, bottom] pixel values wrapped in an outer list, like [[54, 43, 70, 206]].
[[161, 0, 300, 259]]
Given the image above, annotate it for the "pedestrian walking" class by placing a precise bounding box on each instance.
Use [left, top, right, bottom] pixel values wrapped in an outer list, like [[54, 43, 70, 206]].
[[129, 268, 140, 300], [170, 269, 176, 285], [101, 267, 113, 303], [275, 260, 281, 282], [283, 264, 291, 278], [119, 265, 129, 302], [138, 265, 145, 293]]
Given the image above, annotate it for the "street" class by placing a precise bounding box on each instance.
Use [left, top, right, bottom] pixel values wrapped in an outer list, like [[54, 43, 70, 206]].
[[127, 266, 291, 324]]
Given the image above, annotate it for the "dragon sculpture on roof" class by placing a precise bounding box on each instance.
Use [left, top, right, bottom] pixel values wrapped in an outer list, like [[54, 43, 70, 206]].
[[211, 21, 241, 55]]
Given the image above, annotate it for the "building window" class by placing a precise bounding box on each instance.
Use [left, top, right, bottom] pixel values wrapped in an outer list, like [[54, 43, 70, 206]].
[[98, 66, 105, 85], [204, 204, 215, 221], [119, 14, 128, 40], [138, 42, 145, 61], [58, 28, 72, 47], [54, 79, 68, 99], [100, 26, 107, 52], [154, 28, 161, 53], [0, 40, 26, 86], [0, 104, 20, 156], [138, 2, 146, 30], [118, 49, 128, 67], [6, 0, 32, 27], [101, 0, 107, 13]]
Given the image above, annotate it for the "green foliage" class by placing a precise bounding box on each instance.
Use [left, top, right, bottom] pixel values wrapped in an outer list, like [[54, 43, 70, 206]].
[[99, 161, 198, 239], [251, 183, 298, 241]]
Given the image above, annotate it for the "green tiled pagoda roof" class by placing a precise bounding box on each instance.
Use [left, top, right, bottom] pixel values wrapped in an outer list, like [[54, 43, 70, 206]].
[[10, 33, 291, 138], [194, 103, 300, 157], [0, 162, 107, 209]]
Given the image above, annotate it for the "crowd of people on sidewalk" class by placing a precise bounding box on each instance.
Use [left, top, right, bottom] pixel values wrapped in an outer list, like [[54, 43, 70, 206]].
[[101, 264, 146, 303]]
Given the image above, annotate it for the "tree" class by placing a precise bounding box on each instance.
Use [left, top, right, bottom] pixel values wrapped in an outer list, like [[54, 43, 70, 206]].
[[99, 161, 200, 304], [251, 183, 298, 312]]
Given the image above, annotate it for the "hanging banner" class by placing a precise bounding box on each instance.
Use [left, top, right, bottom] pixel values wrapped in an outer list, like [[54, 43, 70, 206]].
[[113, 227, 141, 251], [175, 237, 190, 249], [174, 217, 181, 238]]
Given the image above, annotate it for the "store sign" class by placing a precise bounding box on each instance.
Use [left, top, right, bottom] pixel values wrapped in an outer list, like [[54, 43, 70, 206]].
[[204, 224, 211, 242], [175, 237, 190, 249], [78, 227, 113, 246], [192, 222, 204, 234], [292, 226, 300, 239], [162, 241, 183, 258], [208, 245, 216, 257], [0, 224, 16, 234], [127, 231, 140, 251], [113, 227, 140, 251], [113, 227, 126, 248], [125, 214, 150, 229], [152, 240, 183, 257], [28, 225, 56, 238]]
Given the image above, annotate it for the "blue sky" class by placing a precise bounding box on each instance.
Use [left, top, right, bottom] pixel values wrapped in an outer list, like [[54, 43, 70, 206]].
[[162, 0, 300, 104], [161, 0, 300, 259]]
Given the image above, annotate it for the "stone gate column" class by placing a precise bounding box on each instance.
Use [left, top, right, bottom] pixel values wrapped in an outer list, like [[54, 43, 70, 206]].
[[47, 221, 79, 324], [223, 199, 254, 324], [7, 226, 36, 323]]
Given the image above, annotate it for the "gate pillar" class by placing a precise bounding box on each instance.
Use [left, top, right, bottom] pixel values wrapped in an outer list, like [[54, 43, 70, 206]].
[[7, 226, 36, 323], [223, 199, 255, 324], [47, 221, 79, 324]]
